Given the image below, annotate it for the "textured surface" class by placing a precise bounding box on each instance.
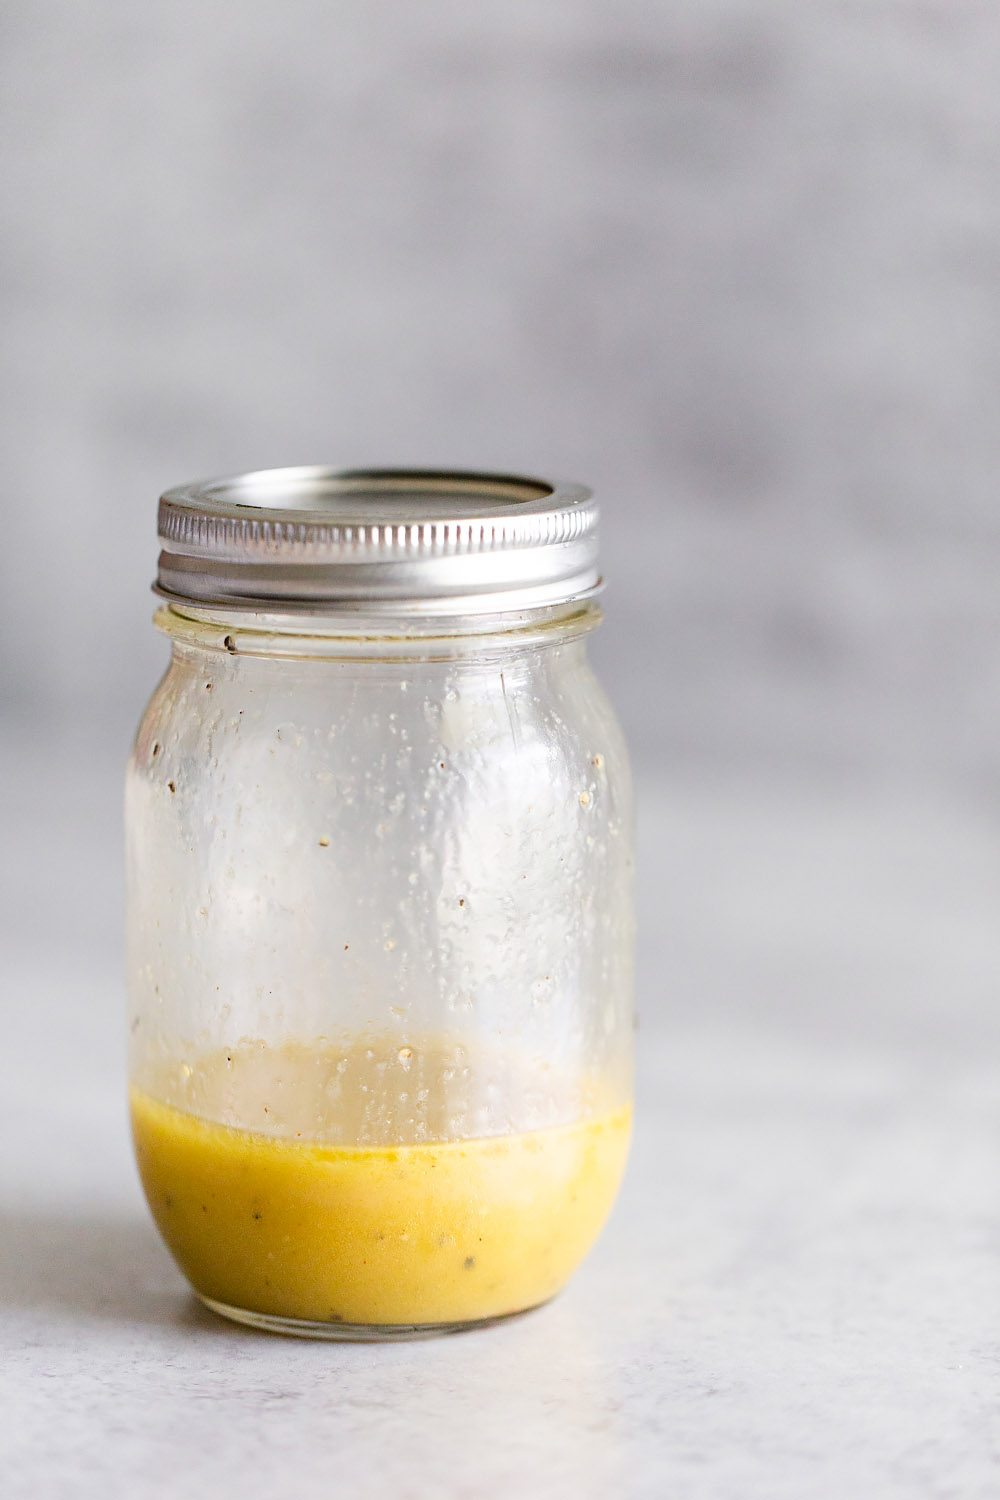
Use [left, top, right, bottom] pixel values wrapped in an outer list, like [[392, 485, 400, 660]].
[[4, 743, 1000, 1497]]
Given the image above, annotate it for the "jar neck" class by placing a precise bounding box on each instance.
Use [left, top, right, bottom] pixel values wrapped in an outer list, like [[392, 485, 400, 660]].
[[155, 598, 602, 662]]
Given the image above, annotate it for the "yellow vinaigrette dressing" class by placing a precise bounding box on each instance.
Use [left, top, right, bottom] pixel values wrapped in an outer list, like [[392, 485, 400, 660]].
[[130, 1040, 631, 1329]]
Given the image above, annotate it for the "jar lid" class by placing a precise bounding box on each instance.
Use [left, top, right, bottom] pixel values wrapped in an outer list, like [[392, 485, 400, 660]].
[[156, 467, 600, 616]]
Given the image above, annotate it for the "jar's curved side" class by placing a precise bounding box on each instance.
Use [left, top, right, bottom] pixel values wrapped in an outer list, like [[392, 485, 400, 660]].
[[126, 630, 633, 1138], [126, 622, 635, 1334], [547, 644, 636, 1109], [125, 647, 201, 1085]]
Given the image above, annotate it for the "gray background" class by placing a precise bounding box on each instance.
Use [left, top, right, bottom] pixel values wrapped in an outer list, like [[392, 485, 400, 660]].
[[6, 4, 1000, 1496], [4, 0, 1000, 784]]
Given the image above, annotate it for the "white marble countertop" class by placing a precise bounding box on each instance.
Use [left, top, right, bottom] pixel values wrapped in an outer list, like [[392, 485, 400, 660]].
[[4, 750, 1000, 1498]]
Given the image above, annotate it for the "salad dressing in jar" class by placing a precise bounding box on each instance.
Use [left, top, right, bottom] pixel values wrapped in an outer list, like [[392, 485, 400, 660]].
[[127, 468, 634, 1338]]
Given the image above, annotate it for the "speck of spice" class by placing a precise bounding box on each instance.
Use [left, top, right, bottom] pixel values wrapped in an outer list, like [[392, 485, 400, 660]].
[[464, 1256, 476, 1270], [224, 635, 237, 654], [167, 780, 176, 794]]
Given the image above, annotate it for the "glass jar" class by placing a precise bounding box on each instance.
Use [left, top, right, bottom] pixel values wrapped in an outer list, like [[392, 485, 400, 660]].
[[126, 468, 634, 1339]]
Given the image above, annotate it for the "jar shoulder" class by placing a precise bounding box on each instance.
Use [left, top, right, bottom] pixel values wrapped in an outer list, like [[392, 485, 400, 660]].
[[127, 644, 631, 838]]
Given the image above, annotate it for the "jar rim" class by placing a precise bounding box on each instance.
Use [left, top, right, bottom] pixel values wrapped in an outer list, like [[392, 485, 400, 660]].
[[154, 597, 603, 660], [156, 466, 601, 616]]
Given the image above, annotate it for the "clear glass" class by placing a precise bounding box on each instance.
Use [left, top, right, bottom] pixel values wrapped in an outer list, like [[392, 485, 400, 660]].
[[126, 601, 634, 1339]]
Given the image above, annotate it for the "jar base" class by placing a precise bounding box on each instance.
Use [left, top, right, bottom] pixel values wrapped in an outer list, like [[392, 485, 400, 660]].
[[197, 1293, 545, 1342]]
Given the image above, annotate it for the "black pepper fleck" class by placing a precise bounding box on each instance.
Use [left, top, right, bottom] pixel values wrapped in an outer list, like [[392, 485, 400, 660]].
[[223, 635, 237, 654], [463, 1256, 476, 1270]]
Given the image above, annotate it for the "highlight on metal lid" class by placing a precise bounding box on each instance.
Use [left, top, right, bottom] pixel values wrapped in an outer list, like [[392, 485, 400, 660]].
[[155, 467, 600, 616]]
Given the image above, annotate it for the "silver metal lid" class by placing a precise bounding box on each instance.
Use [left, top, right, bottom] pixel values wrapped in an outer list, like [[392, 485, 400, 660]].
[[156, 467, 600, 616]]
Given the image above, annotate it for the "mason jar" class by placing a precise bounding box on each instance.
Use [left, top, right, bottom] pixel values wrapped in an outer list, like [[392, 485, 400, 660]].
[[126, 467, 634, 1339]]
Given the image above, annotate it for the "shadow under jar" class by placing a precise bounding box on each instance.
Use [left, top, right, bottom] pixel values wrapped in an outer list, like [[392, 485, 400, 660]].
[[126, 467, 634, 1339]]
